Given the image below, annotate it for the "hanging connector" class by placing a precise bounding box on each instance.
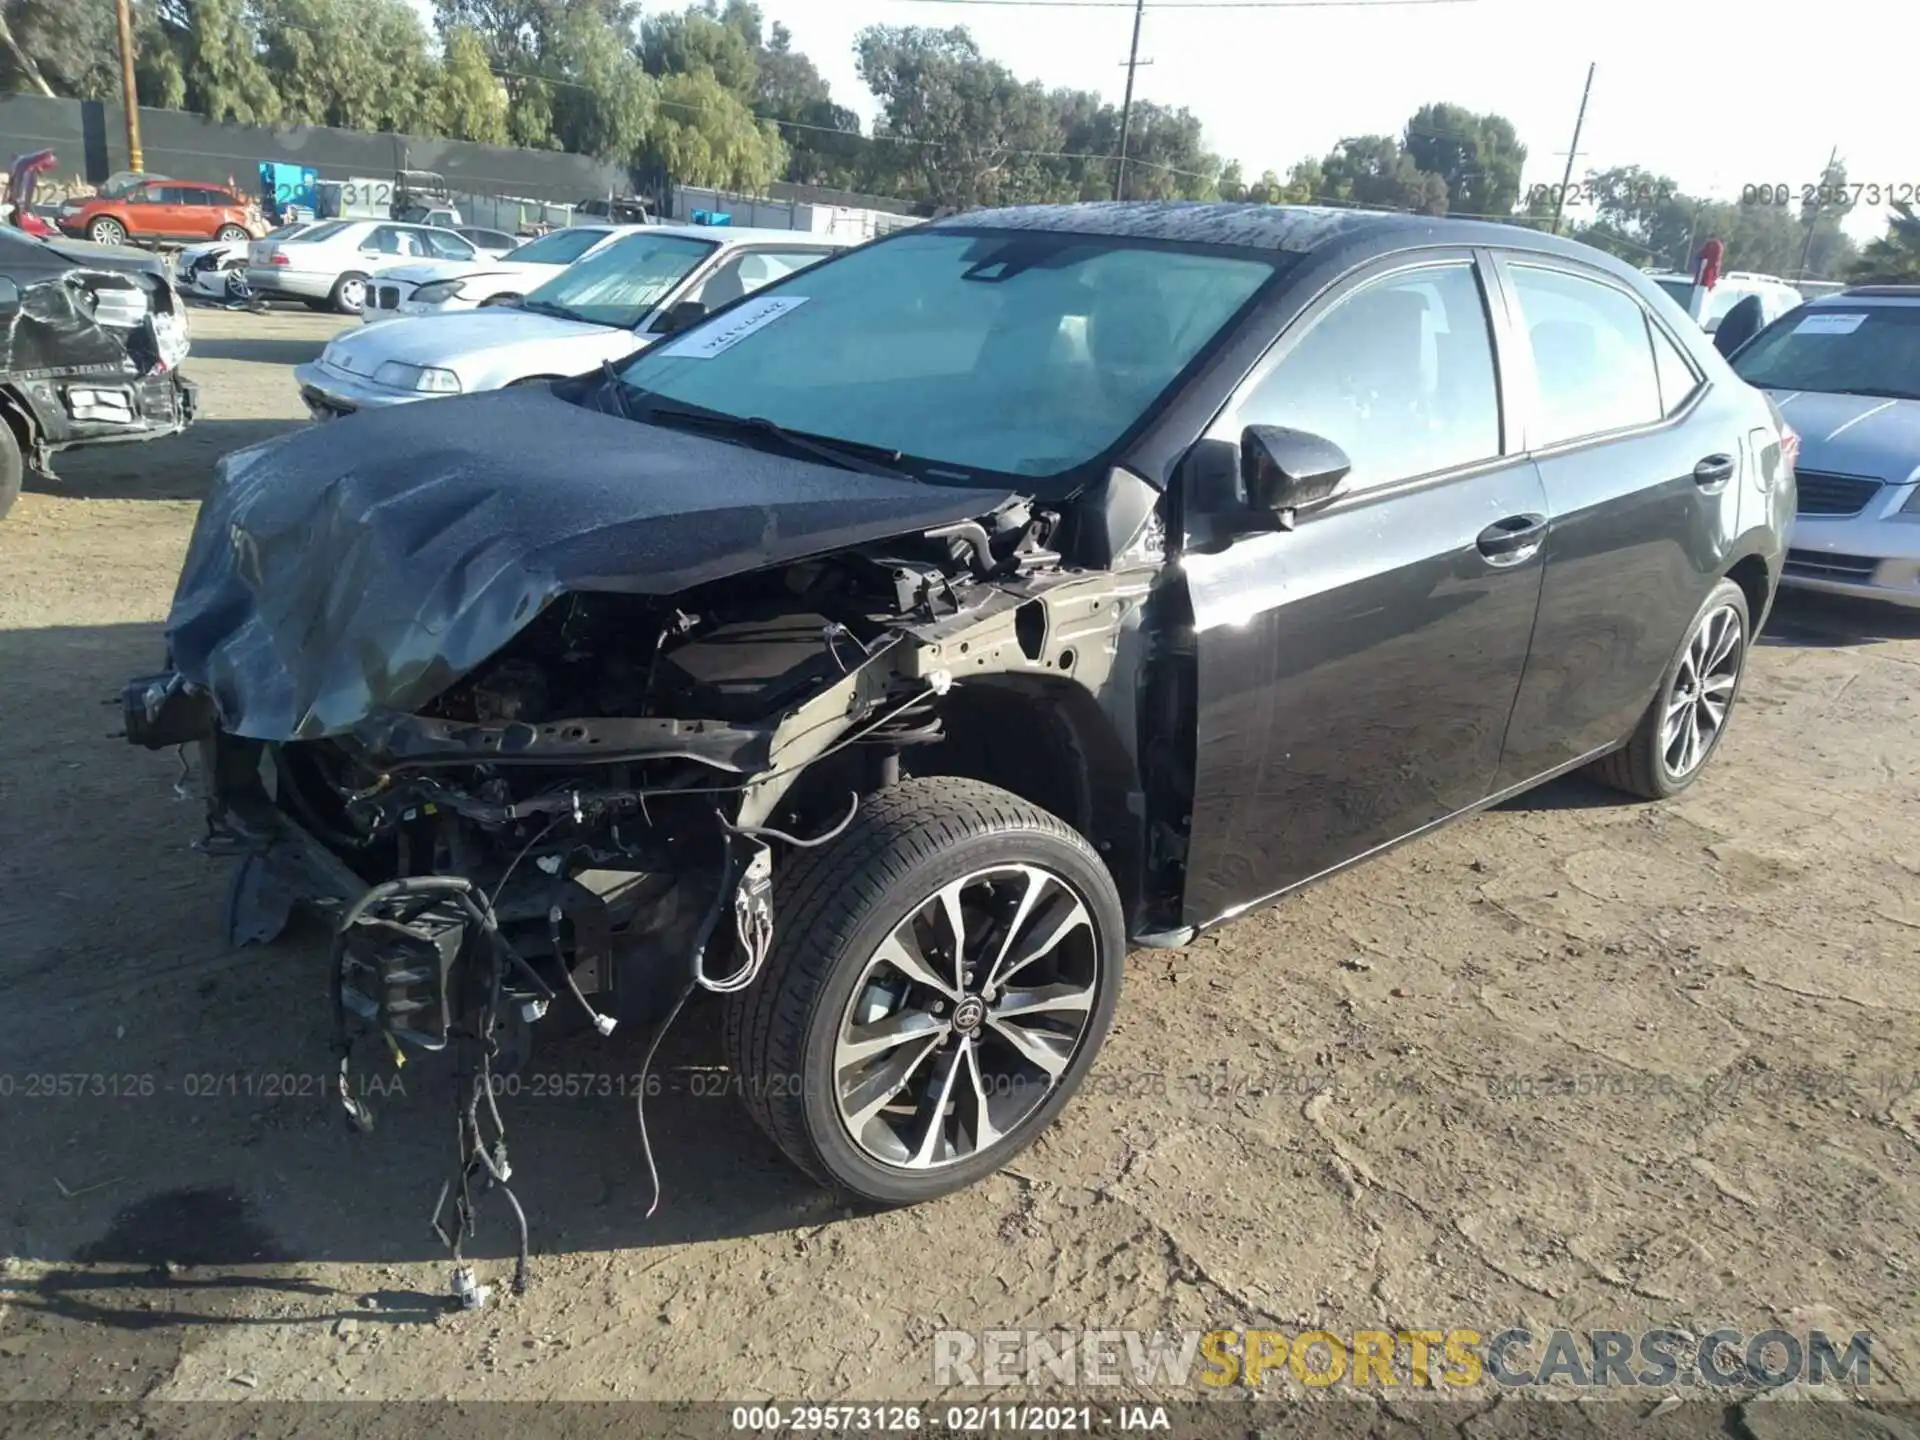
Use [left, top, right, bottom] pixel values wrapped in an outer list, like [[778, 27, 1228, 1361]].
[[449, 1264, 491, 1311], [547, 905, 618, 1036]]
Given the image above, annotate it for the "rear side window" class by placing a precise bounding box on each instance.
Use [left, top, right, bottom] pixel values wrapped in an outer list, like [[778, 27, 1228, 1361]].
[[1649, 320, 1701, 416], [1235, 261, 1502, 490], [1509, 266, 1664, 446]]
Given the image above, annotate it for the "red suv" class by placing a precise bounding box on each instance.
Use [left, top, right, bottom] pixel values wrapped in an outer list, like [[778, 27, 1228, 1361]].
[[57, 182, 264, 247]]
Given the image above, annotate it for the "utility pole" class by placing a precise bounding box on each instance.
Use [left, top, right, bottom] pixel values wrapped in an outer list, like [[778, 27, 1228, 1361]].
[[1796, 143, 1838, 280], [1112, 0, 1147, 202], [114, 0, 143, 172], [1550, 62, 1594, 237]]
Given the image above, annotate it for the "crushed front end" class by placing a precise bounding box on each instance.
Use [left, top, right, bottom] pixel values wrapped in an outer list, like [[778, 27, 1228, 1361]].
[[0, 241, 195, 474], [120, 390, 1159, 1300]]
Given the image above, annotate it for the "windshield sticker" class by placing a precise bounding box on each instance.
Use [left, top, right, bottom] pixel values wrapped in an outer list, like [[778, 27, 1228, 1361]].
[[660, 295, 810, 358], [1792, 312, 1866, 336]]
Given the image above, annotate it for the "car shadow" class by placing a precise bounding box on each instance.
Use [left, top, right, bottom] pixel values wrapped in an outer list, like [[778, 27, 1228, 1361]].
[[181, 337, 331, 367], [1493, 771, 1625, 813], [1760, 590, 1920, 647], [0, 622, 838, 1314], [30, 420, 306, 502]]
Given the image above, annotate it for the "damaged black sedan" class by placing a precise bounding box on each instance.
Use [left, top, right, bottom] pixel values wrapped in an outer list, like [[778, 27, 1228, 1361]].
[[125, 203, 1790, 1247], [0, 228, 195, 520]]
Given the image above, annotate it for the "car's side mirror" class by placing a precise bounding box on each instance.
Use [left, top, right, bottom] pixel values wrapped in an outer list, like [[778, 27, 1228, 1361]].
[[1240, 425, 1352, 528], [654, 298, 707, 334]]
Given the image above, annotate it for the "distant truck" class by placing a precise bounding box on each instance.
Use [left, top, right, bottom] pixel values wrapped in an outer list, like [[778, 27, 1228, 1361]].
[[670, 185, 919, 240]]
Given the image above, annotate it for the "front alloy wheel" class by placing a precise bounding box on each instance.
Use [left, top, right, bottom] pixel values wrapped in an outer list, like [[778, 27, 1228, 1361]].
[[1588, 576, 1751, 799], [88, 216, 125, 246], [725, 778, 1125, 1204], [833, 863, 1102, 1170]]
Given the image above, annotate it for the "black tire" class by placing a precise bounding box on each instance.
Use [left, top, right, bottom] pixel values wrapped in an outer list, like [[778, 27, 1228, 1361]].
[[1587, 577, 1750, 800], [329, 271, 368, 315], [0, 420, 22, 523], [87, 216, 126, 246], [723, 777, 1125, 1205], [215, 224, 249, 242]]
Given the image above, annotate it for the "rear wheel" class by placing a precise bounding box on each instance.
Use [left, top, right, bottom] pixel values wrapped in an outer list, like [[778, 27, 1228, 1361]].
[[215, 224, 249, 242], [723, 778, 1125, 1205], [330, 271, 368, 314], [1587, 577, 1750, 800], [0, 420, 22, 523], [87, 216, 126, 246]]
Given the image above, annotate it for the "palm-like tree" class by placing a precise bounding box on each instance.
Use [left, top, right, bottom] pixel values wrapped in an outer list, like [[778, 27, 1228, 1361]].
[[1849, 202, 1920, 283]]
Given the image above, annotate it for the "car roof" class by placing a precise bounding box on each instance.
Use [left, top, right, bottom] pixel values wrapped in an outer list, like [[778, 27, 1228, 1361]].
[[1804, 286, 1920, 306], [643, 222, 852, 247], [929, 200, 1647, 273]]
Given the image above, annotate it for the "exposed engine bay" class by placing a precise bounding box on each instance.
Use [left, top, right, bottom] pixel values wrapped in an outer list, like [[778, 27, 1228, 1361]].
[[124, 453, 1167, 1304]]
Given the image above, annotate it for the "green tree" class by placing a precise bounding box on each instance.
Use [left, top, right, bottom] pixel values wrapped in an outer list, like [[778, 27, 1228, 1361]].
[[644, 66, 785, 190], [1319, 135, 1446, 214], [640, 5, 756, 96], [755, 20, 862, 188], [507, 76, 555, 148], [260, 0, 440, 134], [1, 0, 118, 98], [855, 26, 1060, 211], [1795, 157, 1858, 280], [1402, 102, 1526, 217], [438, 25, 509, 144], [148, 0, 280, 123], [432, 0, 633, 147], [1279, 157, 1324, 204], [1849, 201, 1920, 283], [544, 8, 654, 159]]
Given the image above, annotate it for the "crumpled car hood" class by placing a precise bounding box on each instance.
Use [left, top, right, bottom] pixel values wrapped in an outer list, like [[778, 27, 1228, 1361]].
[[165, 386, 1016, 741]]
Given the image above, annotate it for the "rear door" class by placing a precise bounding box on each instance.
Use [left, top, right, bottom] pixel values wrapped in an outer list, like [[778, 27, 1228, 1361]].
[[1178, 250, 1550, 926], [1489, 255, 1740, 784]]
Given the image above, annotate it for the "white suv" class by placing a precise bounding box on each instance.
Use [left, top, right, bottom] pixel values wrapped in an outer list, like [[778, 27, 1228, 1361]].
[[1646, 270, 1804, 334]]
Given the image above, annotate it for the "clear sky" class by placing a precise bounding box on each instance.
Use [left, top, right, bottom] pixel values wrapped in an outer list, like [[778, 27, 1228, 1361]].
[[765, 0, 1911, 242]]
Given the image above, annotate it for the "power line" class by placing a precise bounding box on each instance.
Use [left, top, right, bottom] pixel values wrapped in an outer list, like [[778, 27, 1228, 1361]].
[[889, 0, 1476, 7]]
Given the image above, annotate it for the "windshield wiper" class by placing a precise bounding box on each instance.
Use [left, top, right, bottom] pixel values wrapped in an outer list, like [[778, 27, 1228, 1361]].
[[1827, 386, 1920, 402], [599, 359, 633, 420], [633, 398, 912, 481], [519, 298, 587, 324]]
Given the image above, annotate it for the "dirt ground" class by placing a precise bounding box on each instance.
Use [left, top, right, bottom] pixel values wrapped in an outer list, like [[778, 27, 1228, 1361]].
[[1, 303, 1917, 1418]]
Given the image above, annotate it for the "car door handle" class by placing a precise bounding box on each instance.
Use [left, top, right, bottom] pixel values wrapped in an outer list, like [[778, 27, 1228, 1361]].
[[1693, 454, 1736, 487], [1476, 514, 1547, 560]]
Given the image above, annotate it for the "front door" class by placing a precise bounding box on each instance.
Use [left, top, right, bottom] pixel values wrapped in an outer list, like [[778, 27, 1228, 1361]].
[[1179, 252, 1548, 928]]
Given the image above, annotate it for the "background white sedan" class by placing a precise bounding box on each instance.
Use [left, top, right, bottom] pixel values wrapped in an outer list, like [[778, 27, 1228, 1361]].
[[245, 219, 487, 314], [359, 223, 640, 323], [296, 225, 847, 415]]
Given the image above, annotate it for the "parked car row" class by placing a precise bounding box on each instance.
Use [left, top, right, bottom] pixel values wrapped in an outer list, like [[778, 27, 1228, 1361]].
[[295, 224, 844, 410]]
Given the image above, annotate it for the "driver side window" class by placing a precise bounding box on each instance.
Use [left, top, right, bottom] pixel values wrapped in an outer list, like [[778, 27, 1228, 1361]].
[[1235, 262, 1502, 492]]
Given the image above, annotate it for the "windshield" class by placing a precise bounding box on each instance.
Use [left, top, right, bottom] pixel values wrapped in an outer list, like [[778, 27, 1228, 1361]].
[[522, 232, 715, 328], [1732, 304, 1920, 400], [617, 229, 1284, 482], [266, 223, 309, 240], [290, 220, 351, 244], [505, 228, 611, 266]]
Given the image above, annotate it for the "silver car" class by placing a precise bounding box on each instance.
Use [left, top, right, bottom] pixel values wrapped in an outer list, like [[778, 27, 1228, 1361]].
[[293, 225, 847, 417], [246, 219, 488, 314], [1730, 285, 1920, 607]]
